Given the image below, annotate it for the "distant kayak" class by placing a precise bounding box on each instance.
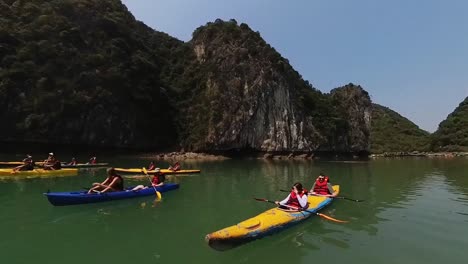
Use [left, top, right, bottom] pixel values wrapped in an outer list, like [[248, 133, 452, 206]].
[[44, 183, 180, 206], [0, 168, 78, 177], [114, 168, 201, 175], [0, 161, 24, 166], [0, 161, 108, 168], [61, 163, 109, 168], [206, 185, 340, 250]]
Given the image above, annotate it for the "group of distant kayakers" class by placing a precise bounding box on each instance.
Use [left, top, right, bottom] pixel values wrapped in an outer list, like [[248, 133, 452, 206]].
[[86, 161, 180, 194], [275, 173, 338, 210], [12, 153, 98, 172]]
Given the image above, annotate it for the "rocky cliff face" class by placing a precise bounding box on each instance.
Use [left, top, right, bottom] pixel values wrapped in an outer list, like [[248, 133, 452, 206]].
[[178, 20, 371, 154], [0, 2, 375, 154], [329, 84, 372, 152], [185, 20, 322, 152]]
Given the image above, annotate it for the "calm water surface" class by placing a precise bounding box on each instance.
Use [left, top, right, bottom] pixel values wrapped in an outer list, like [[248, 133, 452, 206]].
[[1, 154, 467, 264]]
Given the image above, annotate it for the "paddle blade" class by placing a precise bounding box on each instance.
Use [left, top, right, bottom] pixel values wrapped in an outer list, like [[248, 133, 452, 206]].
[[156, 189, 162, 200], [142, 167, 148, 175], [316, 213, 348, 223]]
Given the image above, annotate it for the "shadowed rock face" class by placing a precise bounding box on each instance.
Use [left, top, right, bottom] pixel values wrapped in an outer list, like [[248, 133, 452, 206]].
[[1, 2, 374, 154], [185, 21, 371, 153], [330, 84, 372, 152]]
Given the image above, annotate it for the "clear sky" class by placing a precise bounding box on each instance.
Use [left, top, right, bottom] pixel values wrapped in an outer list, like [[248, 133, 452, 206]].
[[121, 0, 468, 132]]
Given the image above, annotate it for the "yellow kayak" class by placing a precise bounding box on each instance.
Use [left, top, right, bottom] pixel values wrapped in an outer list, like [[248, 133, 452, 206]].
[[0, 161, 24, 166], [206, 185, 340, 250], [0, 161, 46, 166], [0, 168, 78, 178], [114, 168, 201, 175]]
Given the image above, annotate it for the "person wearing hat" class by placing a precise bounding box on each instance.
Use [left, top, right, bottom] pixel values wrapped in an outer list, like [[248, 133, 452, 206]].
[[87, 167, 124, 194], [42, 152, 61, 170], [12, 154, 35, 172], [131, 168, 165, 191], [309, 173, 337, 197]]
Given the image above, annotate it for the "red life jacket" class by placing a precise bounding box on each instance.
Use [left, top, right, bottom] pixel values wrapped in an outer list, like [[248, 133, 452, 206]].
[[313, 176, 330, 195], [286, 190, 308, 209], [151, 173, 165, 185]]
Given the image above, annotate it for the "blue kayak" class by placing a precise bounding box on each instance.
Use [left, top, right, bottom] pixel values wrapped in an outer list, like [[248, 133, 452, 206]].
[[44, 183, 179, 206]]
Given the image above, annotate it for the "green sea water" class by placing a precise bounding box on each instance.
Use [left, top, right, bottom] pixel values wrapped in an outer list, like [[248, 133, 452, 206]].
[[0, 154, 467, 264]]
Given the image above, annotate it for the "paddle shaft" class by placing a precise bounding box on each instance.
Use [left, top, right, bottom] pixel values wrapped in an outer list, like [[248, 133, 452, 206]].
[[279, 189, 364, 202], [142, 167, 162, 200]]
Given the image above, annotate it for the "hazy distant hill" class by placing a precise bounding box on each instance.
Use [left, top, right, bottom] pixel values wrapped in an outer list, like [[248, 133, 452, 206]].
[[370, 104, 430, 153], [431, 97, 468, 151]]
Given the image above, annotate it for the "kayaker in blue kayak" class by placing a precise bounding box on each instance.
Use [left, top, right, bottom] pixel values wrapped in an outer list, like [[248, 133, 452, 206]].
[[275, 182, 309, 210], [309, 173, 338, 197], [87, 167, 124, 194], [131, 168, 165, 191]]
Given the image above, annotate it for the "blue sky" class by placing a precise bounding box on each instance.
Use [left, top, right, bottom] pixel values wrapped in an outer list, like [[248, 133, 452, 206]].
[[122, 0, 468, 132]]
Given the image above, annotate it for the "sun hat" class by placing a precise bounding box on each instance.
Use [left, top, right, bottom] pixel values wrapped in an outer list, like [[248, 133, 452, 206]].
[[155, 168, 161, 172]]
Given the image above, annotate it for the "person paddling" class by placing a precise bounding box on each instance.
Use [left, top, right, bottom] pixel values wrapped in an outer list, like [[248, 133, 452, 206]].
[[275, 182, 309, 210], [168, 161, 180, 171], [87, 167, 124, 194], [67, 157, 77, 166], [12, 154, 35, 172], [309, 173, 338, 197], [88, 156, 97, 164], [147, 161, 156, 171], [43, 153, 61, 170], [131, 168, 165, 191]]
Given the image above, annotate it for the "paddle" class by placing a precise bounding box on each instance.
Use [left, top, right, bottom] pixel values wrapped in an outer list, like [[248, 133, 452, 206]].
[[279, 189, 364, 202], [254, 198, 348, 223], [142, 167, 162, 200]]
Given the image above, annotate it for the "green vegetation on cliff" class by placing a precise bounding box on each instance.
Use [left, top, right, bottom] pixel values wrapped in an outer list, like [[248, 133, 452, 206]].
[[0, 0, 181, 148], [431, 97, 468, 151], [370, 104, 430, 153], [1, 0, 462, 154]]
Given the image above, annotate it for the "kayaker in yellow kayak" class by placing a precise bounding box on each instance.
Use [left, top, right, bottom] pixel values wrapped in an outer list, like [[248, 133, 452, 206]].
[[309, 173, 338, 197], [275, 182, 309, 210], [42, 153, 62, 170], [67, 157, 77, 166], [87, 168, 124, 194], [147, 161, 156, 171], [87, 156, 97, 164], [168, 161, 180, 171], [131, 168, 165, 191], [12, 154, 35, 172]]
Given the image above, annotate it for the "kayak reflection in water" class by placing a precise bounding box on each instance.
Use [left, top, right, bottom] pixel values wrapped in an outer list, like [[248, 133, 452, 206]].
[[309, 173, 338, 197], [87, 167, 124, 194], [275, 182, 309, 210], [131, 168, 165, 191]]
